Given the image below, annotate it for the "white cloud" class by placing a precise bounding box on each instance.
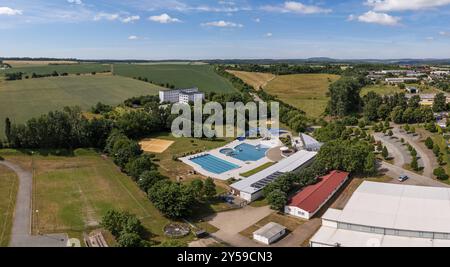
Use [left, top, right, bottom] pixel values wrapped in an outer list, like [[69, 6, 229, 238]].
[[201, 20, 243, 28], [128, 35, 138, 40], [94, 12, 120, 21], [366, 0, 450, 11], [265, 32, 273, 37], [348, 11, 401, 26], [262, 1, 332, 14], [122, 15, 140, 23], [426, 36, 434, 41], [149, 13, 181, 24], [254, 18, 261, 23], [439, 31, 450, 36], [67, 0, 83, 5], [0, 7, 23, 16]]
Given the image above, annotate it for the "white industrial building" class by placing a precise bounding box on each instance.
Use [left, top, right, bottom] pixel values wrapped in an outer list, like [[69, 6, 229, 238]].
[[385, 77, 418, 84], [230, 150, 317, 202], [159, 88, 205, 104], [310, 182, 450, 247], [253, 222, 286, 245]]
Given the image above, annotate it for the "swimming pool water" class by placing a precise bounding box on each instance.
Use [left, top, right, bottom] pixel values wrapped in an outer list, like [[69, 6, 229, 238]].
[[221, 143, 268, 162], [190, 154, 239, 174]]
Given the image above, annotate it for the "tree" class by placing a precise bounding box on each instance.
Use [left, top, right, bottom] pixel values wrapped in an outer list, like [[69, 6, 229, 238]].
[[117, 232, 145, 247], [125, 154, 155, 181], [376, 142, 383, 152], [203, 178, 217, 199], [327, 77, 364, 117], [266, 190, 287, 211], [388, 130, 393, 137], [411, 156, 419, 171], [433, 93, 447, 112], [382, 146, 389, 159], [138, 171, 167, 193], [434, 167, 449, 180], [4, 118, 11, 142], [408, 95, 421, 109], [148, 180, 195, 218], [190, 179, 204, 200], [364, 152, 377, 175], [425, 137, 434, 150], [433, 144, 441, 157], [411, 148, 417, 158]]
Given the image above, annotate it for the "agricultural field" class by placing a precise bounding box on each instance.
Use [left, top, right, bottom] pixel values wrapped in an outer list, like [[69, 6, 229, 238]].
[[0, 75, 162, 138], [0, 63, 110, 76], [3, 60, 79, 68], [361, 83, 440, 96], [264, 74, 340, 118], [113, 64, 236, 93], [227, 70, 275, 90], [0, 165, 18, 247]]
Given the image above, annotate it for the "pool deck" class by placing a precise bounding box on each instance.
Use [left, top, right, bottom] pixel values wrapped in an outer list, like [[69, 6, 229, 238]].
[[179, 139, 282, 181]]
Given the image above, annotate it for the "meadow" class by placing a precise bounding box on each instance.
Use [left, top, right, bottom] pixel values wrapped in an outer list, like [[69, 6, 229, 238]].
[[361, 83, 440, 96], [0, 63, 110, 76], [264, 74, 341, 118], [226, 70, 275, 90], [0, 75, 162, 138], [113, 64, 236, 93], [0, 165, 17, 247]]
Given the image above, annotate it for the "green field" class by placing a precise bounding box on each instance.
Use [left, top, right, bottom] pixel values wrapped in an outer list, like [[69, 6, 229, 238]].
[[0, 149, 182, 244], [0, 63, 110, 76], [0, 165, 18, 247], [0, 75, 162, 138], [114, 64, 236, 93], [264, 74, 341, 117], [361, 83, 440, 96]]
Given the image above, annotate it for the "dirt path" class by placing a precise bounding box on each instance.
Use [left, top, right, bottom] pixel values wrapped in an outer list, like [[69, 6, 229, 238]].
[[0, 160, 68, 247]]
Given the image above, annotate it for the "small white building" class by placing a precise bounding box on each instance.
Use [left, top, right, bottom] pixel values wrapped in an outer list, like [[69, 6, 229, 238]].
[[385, 77, 418, 84], [253, 222, 286, 245]]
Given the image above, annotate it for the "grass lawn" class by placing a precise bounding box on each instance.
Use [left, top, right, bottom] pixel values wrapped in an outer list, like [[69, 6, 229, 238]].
[[226, 70, 275, 90], [147, 132, 233, 181], [361, 84, 403, 96], [0, 165, 18, 247], [264, 74, 340, 118], [239, 212, 304, 239], [0, 75, 162, 138], [240, 162, 276, 178], [114, 64, 236, 94], [0, 149, 177, 244], [0, 63, 110, 76]]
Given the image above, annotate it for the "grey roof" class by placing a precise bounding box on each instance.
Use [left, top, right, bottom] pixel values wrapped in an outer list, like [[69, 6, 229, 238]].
[[231, 150, 317, 194], [253, 222, 286, 239], [323, 181, 450, 234]]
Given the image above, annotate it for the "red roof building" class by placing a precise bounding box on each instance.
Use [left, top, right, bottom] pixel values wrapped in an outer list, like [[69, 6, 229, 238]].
[[285, 170, 350, 220]]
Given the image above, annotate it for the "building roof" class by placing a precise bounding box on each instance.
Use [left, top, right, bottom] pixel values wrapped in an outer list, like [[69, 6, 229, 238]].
[[253, 222, 286, 239], [323, 181, 450, 234], [287, 170, 349, 213], [299, 133, 323, 151], [231, 150, 317, 194]]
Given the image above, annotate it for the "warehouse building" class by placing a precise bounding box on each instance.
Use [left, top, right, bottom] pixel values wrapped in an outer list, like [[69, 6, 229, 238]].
[[310, 182, 450, 247], [230, 150, 317, 202], [284, 170, 349, 220]]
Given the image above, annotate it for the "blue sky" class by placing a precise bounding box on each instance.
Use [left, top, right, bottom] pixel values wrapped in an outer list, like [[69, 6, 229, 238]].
[[1, 0, 450, 59]]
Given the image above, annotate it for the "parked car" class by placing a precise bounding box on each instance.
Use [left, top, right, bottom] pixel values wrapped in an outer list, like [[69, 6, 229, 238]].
[[398, 175, 409, 182]]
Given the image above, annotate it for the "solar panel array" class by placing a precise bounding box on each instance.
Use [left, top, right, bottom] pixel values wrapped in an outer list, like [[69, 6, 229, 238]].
[[251, 172, 284, 189]]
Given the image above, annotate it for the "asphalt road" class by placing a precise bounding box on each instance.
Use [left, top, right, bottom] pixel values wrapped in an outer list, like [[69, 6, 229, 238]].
[[380, 161, 449, 188], [0, 160, 68, 247]]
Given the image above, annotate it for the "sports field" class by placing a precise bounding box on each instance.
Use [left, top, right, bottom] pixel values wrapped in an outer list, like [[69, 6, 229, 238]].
[[0, 165, 18, 247], [264, 74, 340, 118], [0, 75, 162, 138], [0, 149, 178, 243], [0, 63, 110, 76], [227, 70, 275, 90], [113, 64, 236, 93]]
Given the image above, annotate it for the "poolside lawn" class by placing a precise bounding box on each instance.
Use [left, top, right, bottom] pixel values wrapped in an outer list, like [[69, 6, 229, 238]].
[[240, 162, 276, 178]]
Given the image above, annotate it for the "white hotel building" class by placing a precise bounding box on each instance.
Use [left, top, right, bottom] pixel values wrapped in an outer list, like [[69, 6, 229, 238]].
[[159, 88, 205, 104]]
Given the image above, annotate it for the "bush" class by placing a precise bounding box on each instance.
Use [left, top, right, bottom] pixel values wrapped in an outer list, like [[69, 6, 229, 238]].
[[425, 137, 434, 150], [434, 167, 449, 180]]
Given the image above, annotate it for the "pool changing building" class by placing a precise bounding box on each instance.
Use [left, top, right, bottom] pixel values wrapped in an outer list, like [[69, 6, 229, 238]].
[[310, 182, 450, 247], [230, 150, 317, 202]]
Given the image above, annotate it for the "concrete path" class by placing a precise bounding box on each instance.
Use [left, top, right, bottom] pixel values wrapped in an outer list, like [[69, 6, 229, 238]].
[[206, 206, 273, 247], [373, 133, 409, 167], [0, 160, 68, 247]]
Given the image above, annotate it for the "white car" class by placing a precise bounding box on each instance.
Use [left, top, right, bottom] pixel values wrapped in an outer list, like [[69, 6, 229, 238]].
[[398, 175, 409, 182]]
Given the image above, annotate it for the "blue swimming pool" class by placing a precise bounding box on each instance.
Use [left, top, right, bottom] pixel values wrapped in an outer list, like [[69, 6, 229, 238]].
[[220, 143, 268, 162], [190, 154, 239, 174]]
